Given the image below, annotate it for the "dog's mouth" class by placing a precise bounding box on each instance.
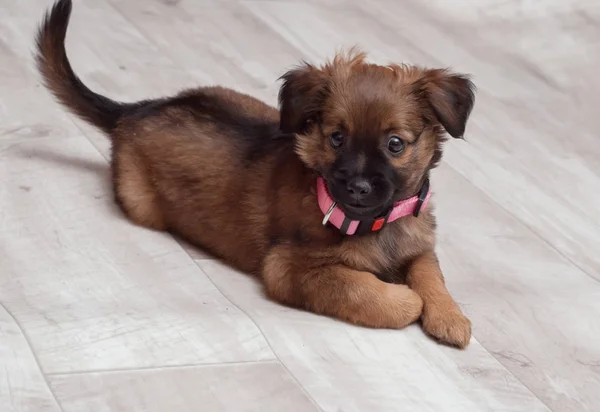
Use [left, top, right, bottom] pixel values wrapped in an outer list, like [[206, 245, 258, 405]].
[[337, 202, 387, 220]]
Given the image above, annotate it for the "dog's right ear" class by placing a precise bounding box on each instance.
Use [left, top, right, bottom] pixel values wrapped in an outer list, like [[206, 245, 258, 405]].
[[278, 63, 328, 134]]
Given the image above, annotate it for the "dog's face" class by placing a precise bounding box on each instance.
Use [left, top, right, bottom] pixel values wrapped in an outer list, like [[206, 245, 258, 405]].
[[278, 51, 475, 220]]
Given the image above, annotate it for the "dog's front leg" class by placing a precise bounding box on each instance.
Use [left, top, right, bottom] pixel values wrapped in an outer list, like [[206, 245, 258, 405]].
[[263, 245, 423, 329], [406, 251, 471, 348]]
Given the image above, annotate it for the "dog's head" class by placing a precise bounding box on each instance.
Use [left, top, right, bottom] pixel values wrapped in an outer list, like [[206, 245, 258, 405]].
[[278, 50, 475, 220]]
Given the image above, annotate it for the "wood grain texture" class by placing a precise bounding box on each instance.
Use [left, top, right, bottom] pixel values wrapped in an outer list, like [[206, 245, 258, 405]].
[[1, 0, 599, 411], [48, 361, 319, 412]]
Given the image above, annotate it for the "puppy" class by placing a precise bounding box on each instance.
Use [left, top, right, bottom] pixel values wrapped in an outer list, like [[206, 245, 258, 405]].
[[36, 0, 475, 348]]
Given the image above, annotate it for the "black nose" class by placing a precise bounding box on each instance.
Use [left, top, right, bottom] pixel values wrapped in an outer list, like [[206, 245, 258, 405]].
[[346, 177, 372, 198]]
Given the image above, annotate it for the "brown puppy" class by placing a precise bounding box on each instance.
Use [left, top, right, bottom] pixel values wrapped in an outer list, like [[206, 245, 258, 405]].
[[36, 0, 475, 348]]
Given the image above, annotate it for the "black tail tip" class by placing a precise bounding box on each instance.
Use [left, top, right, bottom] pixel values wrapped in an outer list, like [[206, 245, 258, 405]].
[[51, 0, 73, 17], [37, 0, 73, 40], [35, 0, 73, 66]]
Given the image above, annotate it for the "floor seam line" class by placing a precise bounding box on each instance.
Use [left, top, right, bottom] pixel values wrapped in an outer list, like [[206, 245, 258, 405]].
[[46, 359, 280, 377], [444, 159, 600, 287], [481, 346, 554, 412], [0, 302, 66, 412], [186, 259, 325, 412], [441, 164, 562, 412]]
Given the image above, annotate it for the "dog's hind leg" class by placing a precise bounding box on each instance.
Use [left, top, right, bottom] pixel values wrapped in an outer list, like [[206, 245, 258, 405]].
[[113, 142, 166, 231]]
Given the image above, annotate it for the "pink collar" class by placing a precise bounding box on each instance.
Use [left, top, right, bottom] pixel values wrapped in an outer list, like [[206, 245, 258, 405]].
[[317, 177, 431, 236]]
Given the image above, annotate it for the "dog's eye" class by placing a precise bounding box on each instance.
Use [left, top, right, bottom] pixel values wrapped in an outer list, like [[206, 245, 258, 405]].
[[387, 136, 405, 154], [329, 131, 344, 148]]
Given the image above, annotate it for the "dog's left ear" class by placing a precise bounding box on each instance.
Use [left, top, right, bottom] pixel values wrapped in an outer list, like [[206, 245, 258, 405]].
[[278, 63, 328, 134], [420, 70, 476, 138]]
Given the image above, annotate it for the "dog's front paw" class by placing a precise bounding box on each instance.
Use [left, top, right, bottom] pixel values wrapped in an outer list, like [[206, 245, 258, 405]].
[[422, 305, 471, 349]]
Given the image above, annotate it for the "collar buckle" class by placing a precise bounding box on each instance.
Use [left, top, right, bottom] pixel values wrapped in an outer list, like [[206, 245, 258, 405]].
[[322, 202, 338, 226]]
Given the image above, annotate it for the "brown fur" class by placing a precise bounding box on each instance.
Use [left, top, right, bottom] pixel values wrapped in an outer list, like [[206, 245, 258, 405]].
[[36, 1, 475, 348]]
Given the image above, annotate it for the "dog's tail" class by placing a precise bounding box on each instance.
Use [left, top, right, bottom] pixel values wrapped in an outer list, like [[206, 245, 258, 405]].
[[35, 0, 132, 135]]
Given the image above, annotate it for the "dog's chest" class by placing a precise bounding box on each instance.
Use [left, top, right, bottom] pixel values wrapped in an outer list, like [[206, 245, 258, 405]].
[[338, 218, 435, 275]]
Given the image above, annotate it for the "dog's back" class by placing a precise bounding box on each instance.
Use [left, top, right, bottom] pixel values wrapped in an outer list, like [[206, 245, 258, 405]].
[[36, 0, 306, 273]]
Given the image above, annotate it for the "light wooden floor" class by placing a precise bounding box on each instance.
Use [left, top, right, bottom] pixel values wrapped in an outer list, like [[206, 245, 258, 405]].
[[1, 0, 599, 411]]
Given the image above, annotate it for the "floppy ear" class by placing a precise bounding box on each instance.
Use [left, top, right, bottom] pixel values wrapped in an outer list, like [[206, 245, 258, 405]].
[[420, 69, 476, 138], [278, 63, 328, 134]]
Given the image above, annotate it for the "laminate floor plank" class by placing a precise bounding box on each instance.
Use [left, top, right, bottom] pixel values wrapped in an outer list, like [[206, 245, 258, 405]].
[[48, 361, 319, 412]]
